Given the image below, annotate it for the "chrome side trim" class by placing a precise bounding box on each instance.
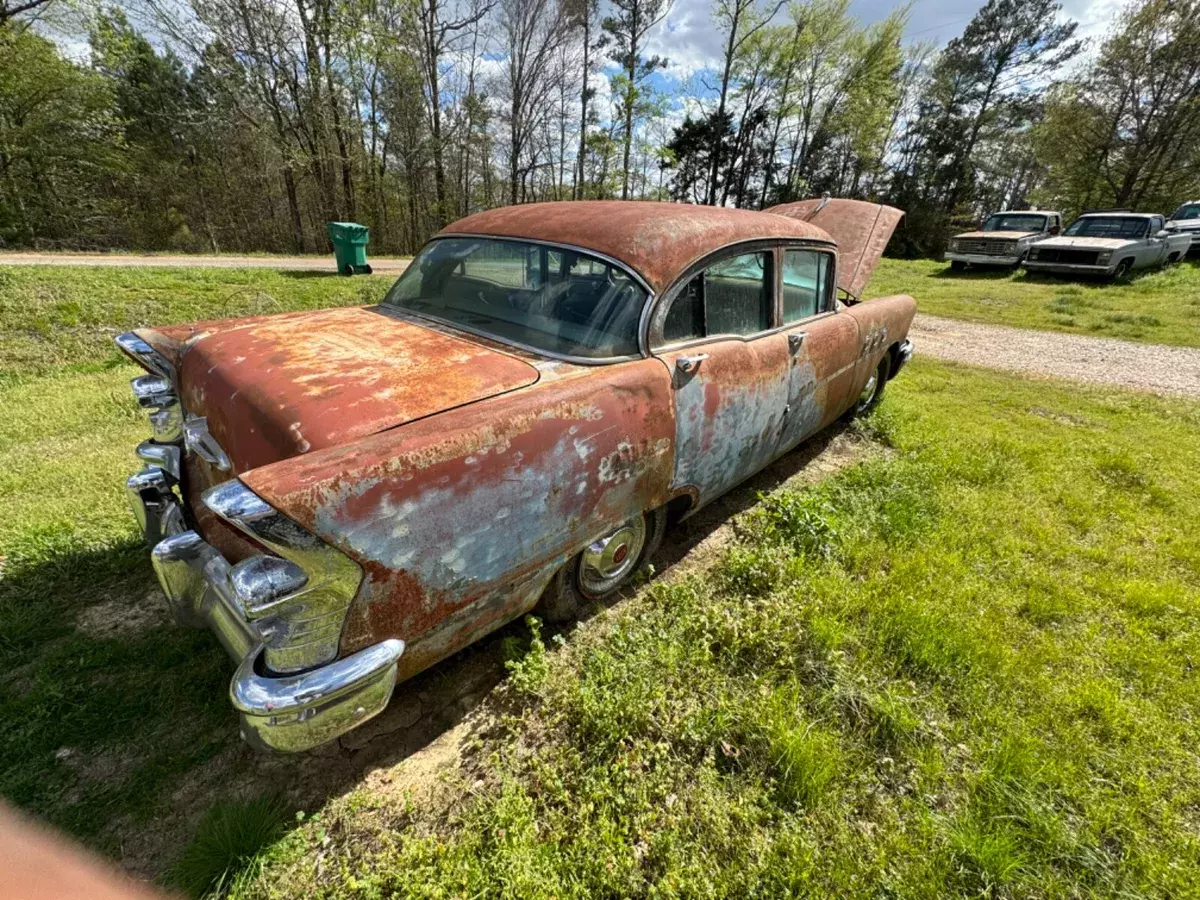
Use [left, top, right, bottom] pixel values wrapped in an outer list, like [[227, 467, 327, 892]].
[[203, 480, 363, 675]]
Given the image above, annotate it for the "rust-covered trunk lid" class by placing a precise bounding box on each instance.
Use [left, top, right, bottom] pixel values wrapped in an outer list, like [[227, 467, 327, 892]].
[[139, 306, 539, 472], [766, 198, 904, 299]]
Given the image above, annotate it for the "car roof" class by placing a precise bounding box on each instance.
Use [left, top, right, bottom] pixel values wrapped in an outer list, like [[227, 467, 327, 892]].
[[439, 201, 835, 294], [989, 210, 1051, 215]]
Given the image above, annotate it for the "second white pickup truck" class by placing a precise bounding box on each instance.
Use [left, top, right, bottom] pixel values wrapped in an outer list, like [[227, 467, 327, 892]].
[[1023, 212, 1192, 279]]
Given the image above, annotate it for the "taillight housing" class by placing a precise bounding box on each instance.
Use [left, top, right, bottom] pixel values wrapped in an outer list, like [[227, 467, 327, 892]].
[[203, 480, 363, 674]]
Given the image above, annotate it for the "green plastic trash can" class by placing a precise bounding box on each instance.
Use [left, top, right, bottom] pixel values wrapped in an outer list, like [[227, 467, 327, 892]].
[[327, 221, 372, 276]]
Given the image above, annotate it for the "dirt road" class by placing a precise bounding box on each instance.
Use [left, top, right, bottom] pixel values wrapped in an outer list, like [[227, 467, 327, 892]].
[[910, 313, 1200, 398], [0, 252, 412, 273]]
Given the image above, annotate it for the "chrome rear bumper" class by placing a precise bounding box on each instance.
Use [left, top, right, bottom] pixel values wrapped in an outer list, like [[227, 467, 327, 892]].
[[127, 460, 404, 752]]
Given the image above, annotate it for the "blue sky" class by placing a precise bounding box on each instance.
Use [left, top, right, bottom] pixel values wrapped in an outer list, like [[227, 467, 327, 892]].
[[642, 0, 1125, 85]]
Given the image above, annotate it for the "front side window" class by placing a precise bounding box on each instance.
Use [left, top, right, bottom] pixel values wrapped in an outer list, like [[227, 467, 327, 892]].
[[661, 251, 772, 345], [782, 249, 833, 323], [983, 214, 1048, 233], [383, 238, 647, 359], [1064, 216, 1149, 239]]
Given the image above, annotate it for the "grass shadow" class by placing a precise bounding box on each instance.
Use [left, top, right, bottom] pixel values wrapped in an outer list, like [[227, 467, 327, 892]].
[[930, 265, 1017, 280]]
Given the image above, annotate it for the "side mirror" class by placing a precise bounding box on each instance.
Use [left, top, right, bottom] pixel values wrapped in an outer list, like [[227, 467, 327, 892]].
[[1156, 229, 1171, 239]]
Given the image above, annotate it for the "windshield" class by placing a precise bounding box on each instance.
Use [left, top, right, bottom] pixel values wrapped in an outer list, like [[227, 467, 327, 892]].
[[1063, 216, 1148, 239], [1170, 204, 1200, 221], [383, 238, 647, 359], [982, 214, 1047, 232]]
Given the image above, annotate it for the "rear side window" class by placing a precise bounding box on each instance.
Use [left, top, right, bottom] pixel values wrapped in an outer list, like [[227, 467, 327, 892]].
[[782, 250, 833, 323], [661, 251, 772, 344]]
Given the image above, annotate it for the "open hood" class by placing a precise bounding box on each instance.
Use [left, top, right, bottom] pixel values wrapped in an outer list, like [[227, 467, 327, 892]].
[[767, 198, 904, 300], [136, 306, 540, 472]]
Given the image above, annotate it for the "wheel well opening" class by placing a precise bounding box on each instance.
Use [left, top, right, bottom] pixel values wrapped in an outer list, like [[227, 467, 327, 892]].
[[666, 493, 695, 525]]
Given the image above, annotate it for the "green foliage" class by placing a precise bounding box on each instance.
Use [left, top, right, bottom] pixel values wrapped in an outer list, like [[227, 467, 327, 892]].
[[1032, 0, 1200, 217], [0, 28, 125, 247], [170, 795, 288, 898], [503, 616, 550, 696]]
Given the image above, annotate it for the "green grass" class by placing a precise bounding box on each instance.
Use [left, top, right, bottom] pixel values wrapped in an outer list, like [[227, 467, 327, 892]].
[[867, 256, 1200, 347], [232, 360, 1200, 899], [2, 262, 1199, 896], [169, 794, 289, 898], [0, 265, 392, 382], [0, 265, 391, 868]]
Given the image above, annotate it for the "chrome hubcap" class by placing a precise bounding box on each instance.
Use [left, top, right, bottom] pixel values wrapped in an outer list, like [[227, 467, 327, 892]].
[[578, 516, 647, 597], [858, 371, 879, 407]]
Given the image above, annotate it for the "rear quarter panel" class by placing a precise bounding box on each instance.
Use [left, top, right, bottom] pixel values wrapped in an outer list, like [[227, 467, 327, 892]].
[[241, 359, 675, 680]]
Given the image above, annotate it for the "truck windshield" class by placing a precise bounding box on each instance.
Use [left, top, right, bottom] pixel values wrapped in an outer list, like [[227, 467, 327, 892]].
[[383, 238, 647, 359], [1063, 217, 1148, 239], [1170, 204, 1200, 220], [982, 214, 1047, 232]]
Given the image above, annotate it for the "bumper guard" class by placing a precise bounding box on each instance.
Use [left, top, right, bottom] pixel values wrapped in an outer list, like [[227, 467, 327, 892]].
[[128, 460, 404, 752]]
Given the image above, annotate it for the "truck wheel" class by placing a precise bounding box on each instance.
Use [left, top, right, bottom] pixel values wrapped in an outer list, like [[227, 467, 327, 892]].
[[538, 508, 667, 623], [848, 354, 892, 419], [1111, 259, 1133, 280], [949, 260, 966, 273]]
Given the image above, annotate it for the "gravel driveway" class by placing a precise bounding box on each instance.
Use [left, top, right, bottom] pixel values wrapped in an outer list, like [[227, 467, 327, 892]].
[[911, 314, 1200, 398]]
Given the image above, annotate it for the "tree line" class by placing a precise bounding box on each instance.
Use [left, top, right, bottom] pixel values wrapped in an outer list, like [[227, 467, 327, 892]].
[[1, 0, 1198, 257]]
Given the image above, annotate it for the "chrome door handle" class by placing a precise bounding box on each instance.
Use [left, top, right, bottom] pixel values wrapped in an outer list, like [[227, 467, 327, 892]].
[[788, 332, 807, 353], [675, 354, 709, 375]]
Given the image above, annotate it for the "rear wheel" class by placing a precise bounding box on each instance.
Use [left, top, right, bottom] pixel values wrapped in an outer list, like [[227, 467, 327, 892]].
[[538, 508, 667, 623]]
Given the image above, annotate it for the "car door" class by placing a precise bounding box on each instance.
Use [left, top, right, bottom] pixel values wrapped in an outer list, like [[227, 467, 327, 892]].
[[1133, 217, 1160, 269], [652, 247, 791, 507], [775, 246, 861, 454]]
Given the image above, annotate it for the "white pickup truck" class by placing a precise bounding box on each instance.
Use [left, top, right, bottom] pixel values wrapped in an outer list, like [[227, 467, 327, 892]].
[[945, 210, 1062, 270], [1167, 200, 1200, 253], [1023, 212, 1192, 279]]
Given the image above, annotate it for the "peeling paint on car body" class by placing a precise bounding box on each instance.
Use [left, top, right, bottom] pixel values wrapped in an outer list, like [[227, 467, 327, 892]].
[[243, 359, 676, 670], [122, 199, 917, 716]]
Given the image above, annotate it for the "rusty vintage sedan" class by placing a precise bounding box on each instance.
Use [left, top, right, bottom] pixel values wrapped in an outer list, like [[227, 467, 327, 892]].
[[117, 200, 914, 751]]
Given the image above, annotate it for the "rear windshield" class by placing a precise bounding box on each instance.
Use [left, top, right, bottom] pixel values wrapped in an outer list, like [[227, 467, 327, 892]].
[[1063, 216, 1148, 239], [383, 238, 647, 359], [982, 214, 1047, 232], [1170, 204, 1200, 221]]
